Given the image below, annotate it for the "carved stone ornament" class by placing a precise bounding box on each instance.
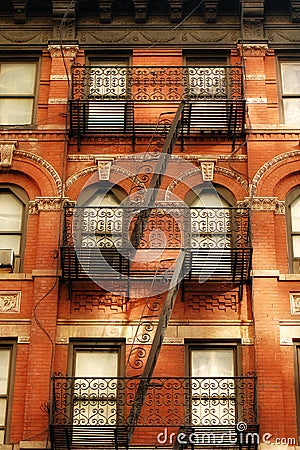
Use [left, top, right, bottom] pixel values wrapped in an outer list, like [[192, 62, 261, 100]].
[[237, 197, 285, 214], [132, 0, 149, 23], [29, 197, 68, 214], [0, 140, 18, 169], [97, 0, 114, 23], [166, 0, 186, 22], [290, 293, 300, 314], [11, 0, 28, 24], [237, 42, 268, 57], [200, 160, 216, 181], [47, 44, 79, 59], [0, 291, 21, 313], [203, 0, 219, 23], [95, 156, 115, 181], [243, 0, 265, 19]]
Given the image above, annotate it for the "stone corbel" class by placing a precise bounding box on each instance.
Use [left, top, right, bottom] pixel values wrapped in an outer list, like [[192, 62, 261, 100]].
[[11, 0, 28, 24], [97, 0, 114, 23], [95, 156, 115, 181], [132, 0, 149, 23], [0, 140, 18, 169], [242, 0, 265, 39], [52, 1, 76, 39], [203, 0, 219, 23], [166, 0, 186, 23], [289, 1, 300, 22]]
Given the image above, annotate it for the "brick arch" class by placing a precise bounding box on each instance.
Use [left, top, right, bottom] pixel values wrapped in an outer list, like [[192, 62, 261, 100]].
[[12, 150, 62, 197], [273, 169, 300, 200], [252, 150, 300, 197], [0, 170, 42, 199], [165, 166, 248, 202], [65, 165, 146, 200]]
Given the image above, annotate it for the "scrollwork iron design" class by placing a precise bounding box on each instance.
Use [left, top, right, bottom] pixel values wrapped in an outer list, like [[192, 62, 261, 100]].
[[51, 376, 257, 427]]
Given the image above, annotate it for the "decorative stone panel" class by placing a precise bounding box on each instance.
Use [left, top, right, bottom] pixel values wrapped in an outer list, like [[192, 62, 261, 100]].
[[290, 292, 300, 314], [0, 291, 21, 313], [237, 197, 285, 214]]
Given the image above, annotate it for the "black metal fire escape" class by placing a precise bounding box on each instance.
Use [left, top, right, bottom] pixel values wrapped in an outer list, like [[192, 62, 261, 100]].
[[52, 64, 257, 450]]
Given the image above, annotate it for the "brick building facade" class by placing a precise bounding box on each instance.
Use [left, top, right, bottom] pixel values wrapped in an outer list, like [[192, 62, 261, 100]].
[[0, 1, 300, 450]]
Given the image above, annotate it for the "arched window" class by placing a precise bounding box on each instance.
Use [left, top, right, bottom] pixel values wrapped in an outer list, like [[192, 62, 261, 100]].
[[188, 185, 235, 249], [76, 185, 125, 249], [286, 187, 300, 273], [0, 186, 28, 272]]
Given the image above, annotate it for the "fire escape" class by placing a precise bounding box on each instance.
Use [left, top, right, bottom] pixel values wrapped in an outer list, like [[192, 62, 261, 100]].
[[51, 65, 258, 450]]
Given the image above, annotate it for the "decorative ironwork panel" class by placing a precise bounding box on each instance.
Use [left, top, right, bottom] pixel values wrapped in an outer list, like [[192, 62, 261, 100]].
[[50, 376, 257, 428], [71, 65, 244, 102], [63, 206, 251, 249]]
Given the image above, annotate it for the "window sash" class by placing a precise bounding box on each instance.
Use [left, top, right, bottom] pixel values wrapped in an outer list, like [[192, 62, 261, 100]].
[[0, 62, 37, 126], [0, 347, 12, 445]]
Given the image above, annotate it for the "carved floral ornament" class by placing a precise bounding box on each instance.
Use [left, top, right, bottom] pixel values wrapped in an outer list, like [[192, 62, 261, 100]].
[[29, 197, 69, 214], [237, 197, 285, 214], [0, 291, 21, 313], [237, 42, 268, 56], [290, 293, 300, 314], [0, 140, 18, 169], [47, 44, 79, 58]]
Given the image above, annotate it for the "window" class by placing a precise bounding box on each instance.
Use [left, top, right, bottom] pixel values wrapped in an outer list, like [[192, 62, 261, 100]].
[[286, 187, 300, 273], [188, 345, 237, 426], [77, 187, 124, 249], [86, 59, 129, 132], [280, 61, 300, 125], [294, 344, 300, 443], [0, 343, 15, 444], [69, 342, 124, 433], [0, 61, 38, 125], [0, 186, 28, 272], [185, 57, 228, 130]]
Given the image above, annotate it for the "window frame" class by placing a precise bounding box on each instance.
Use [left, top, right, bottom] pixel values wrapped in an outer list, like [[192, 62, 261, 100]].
[[0, 185, 29, 273], [0, 340, 17, 445], [185, 340, 241, 427], [294, 343, 300, 444], [277, 57, 300, 125], [0, 57, 40, 127], [286, 187, 300, 273]]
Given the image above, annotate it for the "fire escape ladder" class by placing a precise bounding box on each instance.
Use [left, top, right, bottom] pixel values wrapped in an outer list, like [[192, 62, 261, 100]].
[[125, 102, 186, 443], [127, 249, 186, 443], [129, 101, 185, 250]]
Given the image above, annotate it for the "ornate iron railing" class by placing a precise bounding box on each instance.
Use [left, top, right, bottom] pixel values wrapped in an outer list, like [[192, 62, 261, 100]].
[[69, 65, 245, 136], [71, 65, 244, 102], [63, 206, 251, 249], [50, 375, 257, 427]]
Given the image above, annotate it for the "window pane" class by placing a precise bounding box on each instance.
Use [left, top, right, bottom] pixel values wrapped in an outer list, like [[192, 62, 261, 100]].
[[0, 399, 7, 426], [0, 63, 36, 95], [191, 349, 234, 377], [293, 236, 300, 258], [0, 193, 23, 231], [291, 196, 300, 231], [75, 349, 118, 377], [0, 235, 21, 254], [0, 349, 10, 394], [281, 63, 300, 95], [0, 429, 4, 445], [0, 98, 34, 125], [283, 99, 300, 125]]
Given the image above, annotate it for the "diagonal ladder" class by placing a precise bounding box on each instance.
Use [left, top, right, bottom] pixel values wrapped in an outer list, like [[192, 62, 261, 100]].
[[126, 102, 186, 442]]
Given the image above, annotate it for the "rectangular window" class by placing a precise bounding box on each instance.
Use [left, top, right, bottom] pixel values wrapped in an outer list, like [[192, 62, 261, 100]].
[[86, 59, 129, 132], [0, 344, 15, 444], [0, 61, 38, 126], [185, 57, 229, 130], [69, 342, 124, 436], [280, 61, 300, 125], [188, 344, 238, 426], [295, 345, 300, 442]]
